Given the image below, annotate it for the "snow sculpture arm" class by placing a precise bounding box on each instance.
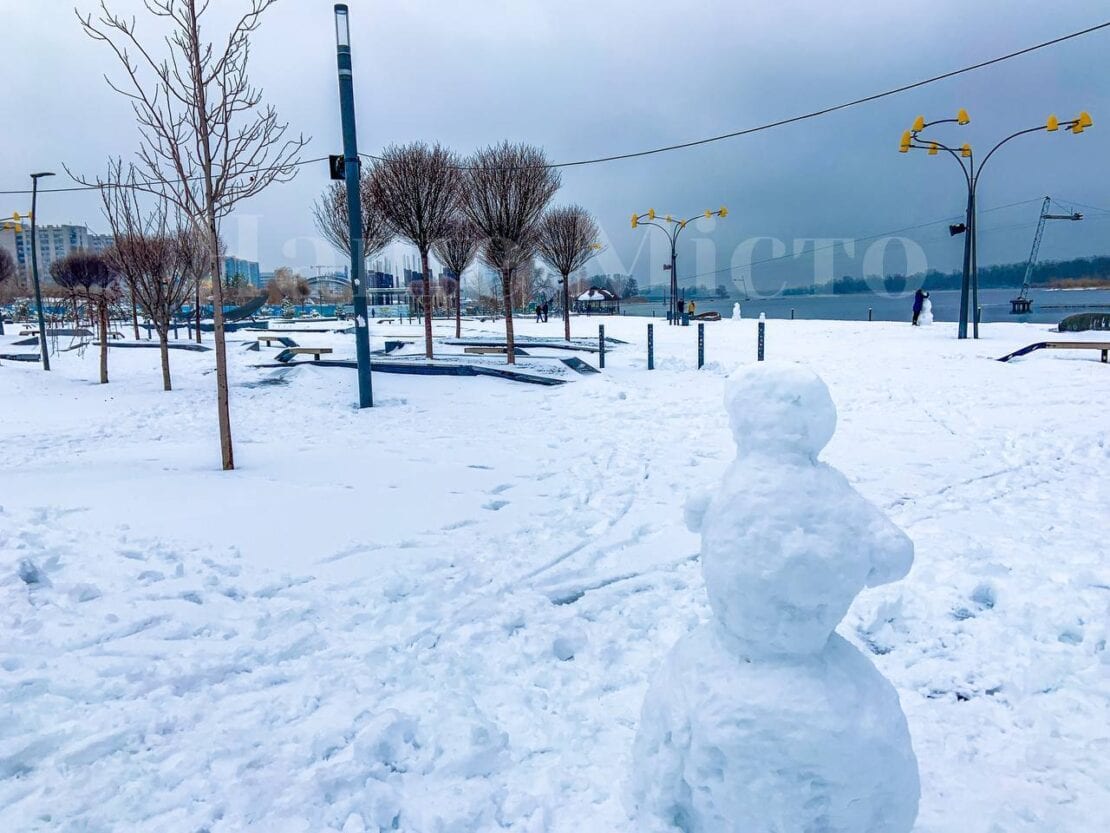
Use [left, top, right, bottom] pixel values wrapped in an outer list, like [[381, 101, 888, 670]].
[[863, 510, 914, 587]]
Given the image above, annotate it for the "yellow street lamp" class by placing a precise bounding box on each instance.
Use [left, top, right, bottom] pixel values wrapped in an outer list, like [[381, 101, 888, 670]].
[[899, 109, 1091, 338], [631, 207, 728, 324]]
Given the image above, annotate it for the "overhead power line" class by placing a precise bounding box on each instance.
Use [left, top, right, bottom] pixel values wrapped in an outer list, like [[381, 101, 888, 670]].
[[673, 198, 1049, 283], [0, 19, 1107, 195], [541, 19, 1110, 168]]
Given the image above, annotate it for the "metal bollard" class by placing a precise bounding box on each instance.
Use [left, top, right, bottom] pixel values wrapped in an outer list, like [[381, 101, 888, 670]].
[[697, 322, 704, 369], [647, 323, 654, 370], [868, 307, 873, 322], [599, 324, 605, 369], [757, 314, 766, 361], [791, 308, 795, 320]]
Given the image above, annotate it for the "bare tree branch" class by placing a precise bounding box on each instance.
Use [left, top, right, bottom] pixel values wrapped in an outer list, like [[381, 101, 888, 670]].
[[536, 205, 600, 341], [77, 0, 308, 469], [368, 143, 463, 358], [313, 173, 394, 265], [432, 218, 482, 339], [463, 142, 561, 363], [50, 249, 120, 383], [100, 162, 195, 392]]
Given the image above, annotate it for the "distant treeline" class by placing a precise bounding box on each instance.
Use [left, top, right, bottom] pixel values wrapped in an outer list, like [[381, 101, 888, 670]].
[[781, 255, 1110, 296]]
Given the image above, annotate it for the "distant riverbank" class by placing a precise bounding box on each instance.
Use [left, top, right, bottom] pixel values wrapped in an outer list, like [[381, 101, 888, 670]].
[[1044, 278, 1110, 289], [621, 287, 1110, 325]]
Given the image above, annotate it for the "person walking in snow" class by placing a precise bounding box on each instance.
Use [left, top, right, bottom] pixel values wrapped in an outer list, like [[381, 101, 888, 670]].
[[543, 302, 549, 323], [535, 303, 543, 323], [912, 289, 928, 326]]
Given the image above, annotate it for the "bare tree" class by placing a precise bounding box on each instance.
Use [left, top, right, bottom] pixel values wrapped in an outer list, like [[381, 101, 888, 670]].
[[368, 143, 462, 358], [50, 250, 119, 383], [100, 168, 193, 390], [78, 0, 308, 470], [179, 224, 215, 343], [0, 247, 16, 336], [463, 142, 561, 364], [313, 174, 394, 269], [537, 205, 600, 341], [433, 218, 481, 339]]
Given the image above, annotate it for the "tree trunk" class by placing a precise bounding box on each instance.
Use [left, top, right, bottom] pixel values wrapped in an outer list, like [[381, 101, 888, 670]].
[[455, 276, 461, 340], [186, 2, 234, 471], [501, 269, 516, 365], [209, 224, 234, 469], [562, 272, 571, 342], [158, 327, 172, 391], [131, 294, 140, 340], [98, 301, 109, 384], [420, 249, 434, 359], [194, 278, 202, 343]]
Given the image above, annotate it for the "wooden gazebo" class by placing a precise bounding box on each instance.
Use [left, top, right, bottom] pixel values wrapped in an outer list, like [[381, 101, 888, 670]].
[[574, 286, 620, 315]]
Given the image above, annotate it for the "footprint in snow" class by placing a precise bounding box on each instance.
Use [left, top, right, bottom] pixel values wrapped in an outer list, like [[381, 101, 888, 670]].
[[483, 500, 509, 511]]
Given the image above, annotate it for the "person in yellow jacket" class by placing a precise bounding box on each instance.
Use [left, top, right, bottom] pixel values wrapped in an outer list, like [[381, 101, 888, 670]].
[[687, 300, 696, 316]]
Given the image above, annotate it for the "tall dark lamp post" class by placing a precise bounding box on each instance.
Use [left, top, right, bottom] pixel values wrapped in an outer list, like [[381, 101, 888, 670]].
[[30, 172, 55, 370], [900, 110, 1092, 339], [334, 4, 373, 407], [632, 207, 727, 324]]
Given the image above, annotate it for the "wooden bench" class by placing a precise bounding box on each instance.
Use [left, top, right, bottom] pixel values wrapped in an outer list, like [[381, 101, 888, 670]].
[[257, 334, 298, 348], [274, 347, 333, 363], [463, 346, 531, 357], [997, 341, 1110, 363]]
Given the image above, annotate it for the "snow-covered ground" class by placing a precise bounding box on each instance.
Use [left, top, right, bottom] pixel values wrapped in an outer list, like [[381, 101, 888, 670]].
[[2, 315, 1108, 832]]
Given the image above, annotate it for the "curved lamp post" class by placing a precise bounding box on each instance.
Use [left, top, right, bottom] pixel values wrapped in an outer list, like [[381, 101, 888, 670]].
[[632, 207, 727, 324], [900, 109, 1091, 339]]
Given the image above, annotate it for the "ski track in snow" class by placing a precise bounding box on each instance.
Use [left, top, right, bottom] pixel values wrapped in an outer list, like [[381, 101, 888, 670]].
[[2, 317, 1109, 832]]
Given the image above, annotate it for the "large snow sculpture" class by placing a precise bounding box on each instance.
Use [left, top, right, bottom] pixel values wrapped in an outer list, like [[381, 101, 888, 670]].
[[631, 362, 920, 833]]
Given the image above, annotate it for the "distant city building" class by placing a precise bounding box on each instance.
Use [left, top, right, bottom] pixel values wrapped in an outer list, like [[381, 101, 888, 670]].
[[0, 224, 114, 281], [88, 233, 114, 254], [223, 256, 261, 287]]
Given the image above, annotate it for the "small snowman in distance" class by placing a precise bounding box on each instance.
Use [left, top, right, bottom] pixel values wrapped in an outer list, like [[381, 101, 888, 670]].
[[731, 302, 742, 321], [919, 294, 934, 325], [631, 362, 920, 833]]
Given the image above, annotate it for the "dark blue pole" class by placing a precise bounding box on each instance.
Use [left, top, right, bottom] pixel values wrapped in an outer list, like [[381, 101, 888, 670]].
[[957, 186, 973, 339], [29, 175, 53, 370], [697, 322, 704, 369], [647, 323, 654, 370], [599, 324, 605, 369], [335, 5, 372, 407], [757, 316, 765, 362]]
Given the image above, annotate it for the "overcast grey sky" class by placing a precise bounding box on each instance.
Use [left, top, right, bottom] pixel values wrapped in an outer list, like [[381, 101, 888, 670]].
[[3, 0, 1108, 292]]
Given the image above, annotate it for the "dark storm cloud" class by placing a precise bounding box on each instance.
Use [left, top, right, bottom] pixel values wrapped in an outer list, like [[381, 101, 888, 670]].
[[3, 0, 1107, 291]]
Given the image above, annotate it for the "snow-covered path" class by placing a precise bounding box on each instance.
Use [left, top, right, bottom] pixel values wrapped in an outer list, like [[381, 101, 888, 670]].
[[2, 317, 1108, 832]]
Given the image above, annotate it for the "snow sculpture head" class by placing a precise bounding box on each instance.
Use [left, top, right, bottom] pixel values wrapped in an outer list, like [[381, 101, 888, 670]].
[[691, 362, 913, 657], [724, 362, 836, 460]]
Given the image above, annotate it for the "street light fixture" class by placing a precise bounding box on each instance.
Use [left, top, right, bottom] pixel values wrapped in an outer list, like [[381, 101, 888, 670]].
[[900, 109, 1091, 339], [29, 172, 55, 370], [333, 3, 373, 407], [632, 206, 727, 324]]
